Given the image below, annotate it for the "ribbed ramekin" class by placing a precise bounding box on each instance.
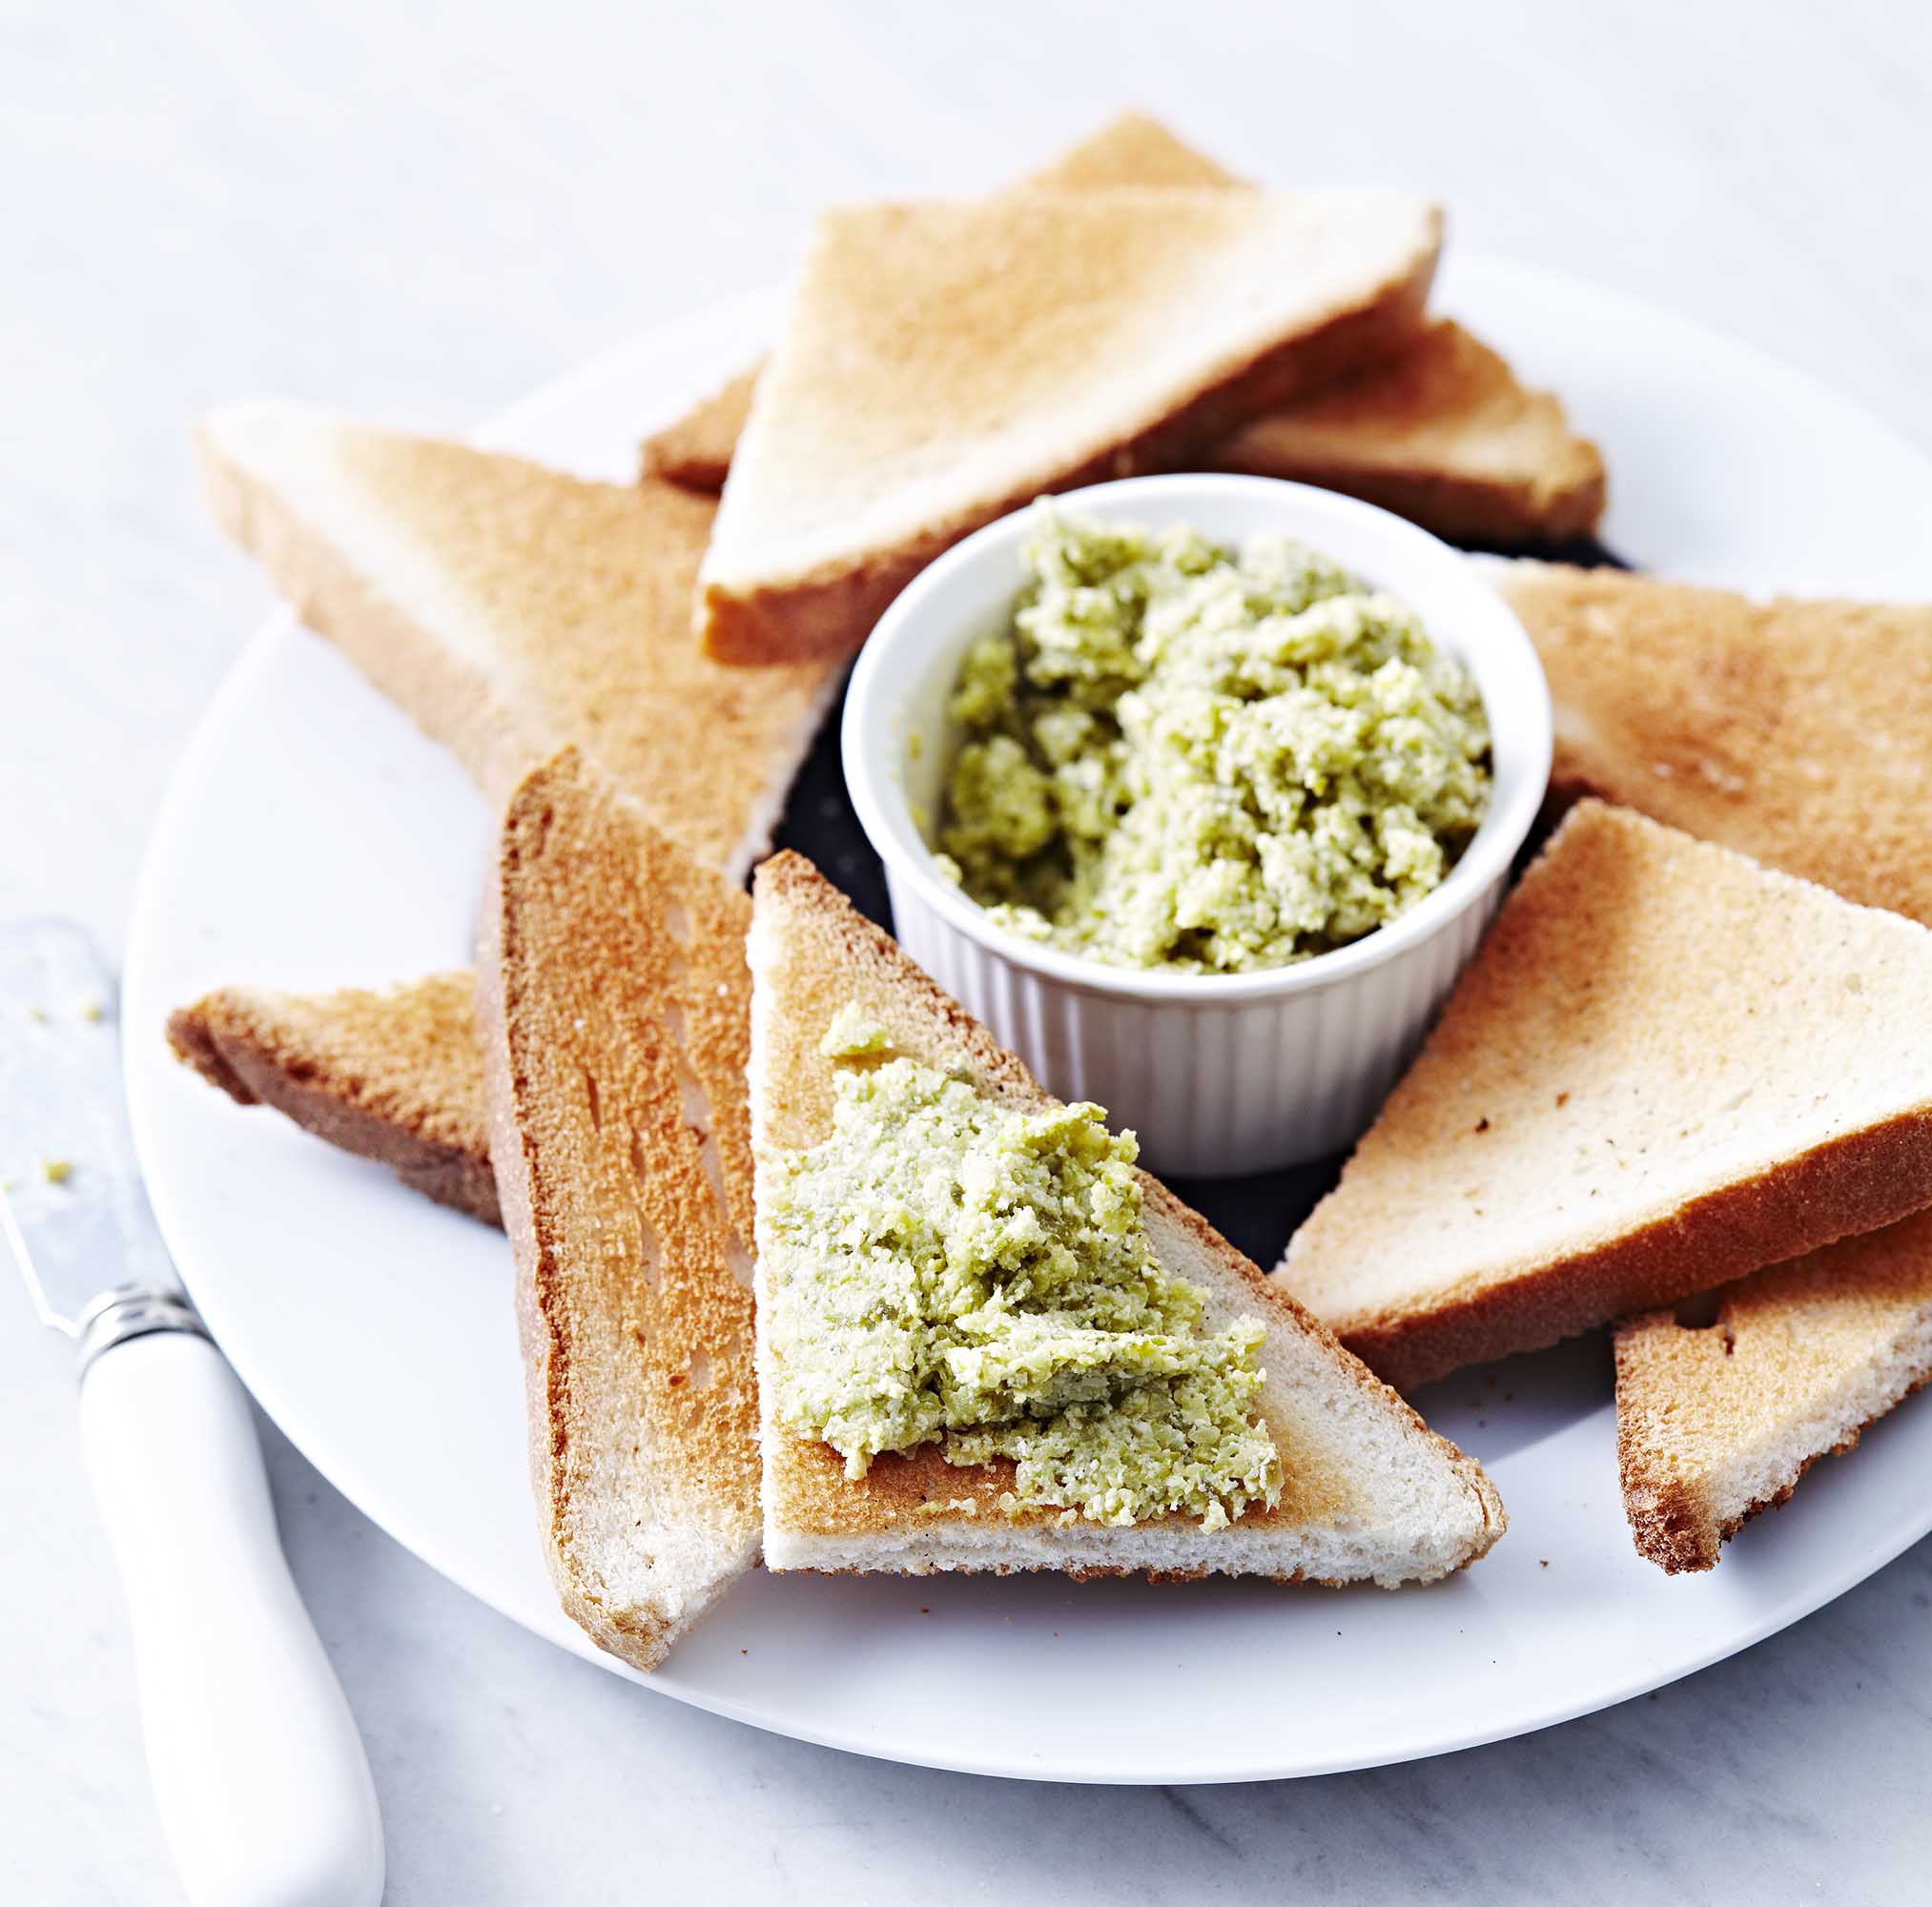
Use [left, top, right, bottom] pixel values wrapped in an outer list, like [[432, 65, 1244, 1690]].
[[841, 474, 1552, 1176]]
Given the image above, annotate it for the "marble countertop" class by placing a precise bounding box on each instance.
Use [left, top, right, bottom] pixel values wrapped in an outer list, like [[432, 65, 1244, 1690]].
[[7, 3, 1930, 1898]]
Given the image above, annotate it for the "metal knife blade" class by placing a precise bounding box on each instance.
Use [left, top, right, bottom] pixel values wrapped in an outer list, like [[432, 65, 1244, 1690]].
[[0, 918, 178, 1334]]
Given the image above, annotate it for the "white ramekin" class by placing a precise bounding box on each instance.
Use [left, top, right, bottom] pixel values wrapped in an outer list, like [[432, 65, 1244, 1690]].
[[841, 474, 1552, 1176]]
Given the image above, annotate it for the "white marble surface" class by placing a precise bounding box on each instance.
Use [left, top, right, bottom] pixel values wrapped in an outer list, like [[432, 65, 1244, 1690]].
[[7, 2, 1932, 1898]]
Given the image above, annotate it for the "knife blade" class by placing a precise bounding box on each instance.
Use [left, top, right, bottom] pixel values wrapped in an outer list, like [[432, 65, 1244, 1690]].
[[0, 919, 187, 1349], [2, 919, 383, 1907]]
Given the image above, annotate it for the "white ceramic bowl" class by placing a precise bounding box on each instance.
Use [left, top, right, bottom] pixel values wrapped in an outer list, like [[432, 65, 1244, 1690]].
[[841, 474, 1552, 1176]]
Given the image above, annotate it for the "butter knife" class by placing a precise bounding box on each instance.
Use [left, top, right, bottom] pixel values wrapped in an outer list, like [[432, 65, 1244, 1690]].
[[1, 919, 383, 1907]]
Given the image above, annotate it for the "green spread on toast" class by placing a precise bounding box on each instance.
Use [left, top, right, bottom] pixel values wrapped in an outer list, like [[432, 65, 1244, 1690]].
[[764, 1021, 1281, 1528], [937, 506, 1491, 974]]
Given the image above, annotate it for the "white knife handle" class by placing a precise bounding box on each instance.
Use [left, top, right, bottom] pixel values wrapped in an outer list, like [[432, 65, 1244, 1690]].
[[77, 1328, 385, 1907]]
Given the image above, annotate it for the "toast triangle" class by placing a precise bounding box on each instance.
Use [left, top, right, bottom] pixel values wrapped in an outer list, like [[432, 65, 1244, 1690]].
[[478, 750, 762, 1669], [699, 186, 1442, 663], [1013, 107, 1243, 192], [1490, 564, 1932, 1560], [639, 369, 759, 496], [196, 400, 840, 877], [1614, 1209, 1932, 1572], [1214, 319, 1604, 545], [1498, 562, 1932, 925], [648, 113, 1598, 548], [1280, 801, 1932, 1391], [638, 111, 1243, 493], [747, 851, 1503, 1585], [168, 974, 496, 1224]]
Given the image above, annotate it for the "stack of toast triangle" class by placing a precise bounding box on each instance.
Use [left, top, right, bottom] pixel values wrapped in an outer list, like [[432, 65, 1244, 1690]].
[[697, 180, 1446, 662], [646, 113, 1602, 551], [196, 400, 841, 879], [1490, 562, 1932, 1568], [746, 851, 1503, 1585], [1278, 802, 1932, 1395]]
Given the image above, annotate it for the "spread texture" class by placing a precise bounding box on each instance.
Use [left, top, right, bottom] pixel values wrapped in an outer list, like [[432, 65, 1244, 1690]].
[[764, 1025, 1282, 1528], [939, 508, 1490, 973]]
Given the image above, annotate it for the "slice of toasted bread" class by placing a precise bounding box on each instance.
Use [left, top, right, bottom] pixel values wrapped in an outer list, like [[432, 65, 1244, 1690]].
[[698, 186, 1442, 664], [1615, 1209, 1932, 1572], [196, 402, 841, 877], [648, 113, 1598, 549], [639, 369, 759, 496], [1277, 802, 1932, 1392], [167, 974, 496, 1224], [746, 851, 1502, 1584], [637, 112, 1244, 494], [1017, 107, 1244, 192], [1498, 564, 1932, 1560], [1214, 320, 1605, 545], [478, 750, 761, 1669], [1499, 563, 1932, 925]]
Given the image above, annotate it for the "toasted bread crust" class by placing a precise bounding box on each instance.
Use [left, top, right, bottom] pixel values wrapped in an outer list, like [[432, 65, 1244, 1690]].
[[1346, 1112, 1932, 1392], [479, 750, 762, 1671], [1282, 802, 1932, 1393], [749, 852, 1502, 1581], [167, 977, 499, 1224]]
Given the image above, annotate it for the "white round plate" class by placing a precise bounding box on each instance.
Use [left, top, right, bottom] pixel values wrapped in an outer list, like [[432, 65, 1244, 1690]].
[[124, 256, 1932, 1783]]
